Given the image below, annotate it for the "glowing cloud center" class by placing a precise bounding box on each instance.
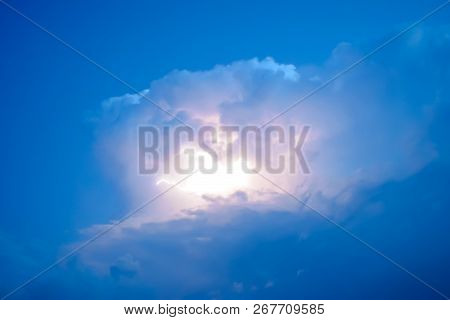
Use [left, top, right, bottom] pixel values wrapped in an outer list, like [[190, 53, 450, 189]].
[[157, 160, 250, 196], [155, 145, 252, 197]]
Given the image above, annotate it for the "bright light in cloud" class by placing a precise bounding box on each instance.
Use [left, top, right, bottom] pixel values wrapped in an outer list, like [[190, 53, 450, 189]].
[[157, 159, 250, 197]]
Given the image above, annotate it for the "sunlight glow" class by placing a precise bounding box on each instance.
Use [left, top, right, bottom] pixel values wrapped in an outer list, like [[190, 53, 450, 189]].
[[156, 159, 250, 197]]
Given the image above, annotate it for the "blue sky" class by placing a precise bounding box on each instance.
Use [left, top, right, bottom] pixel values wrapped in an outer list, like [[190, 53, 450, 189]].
[[0, 0, 449, 299]]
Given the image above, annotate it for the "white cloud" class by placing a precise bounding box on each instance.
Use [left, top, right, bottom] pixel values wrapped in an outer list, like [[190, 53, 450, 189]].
[[90, 46, 441, 229]]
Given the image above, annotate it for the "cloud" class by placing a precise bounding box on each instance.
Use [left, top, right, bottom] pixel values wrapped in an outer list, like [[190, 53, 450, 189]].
[[91, 27, 449, 228], [50, 26, 450, 299]]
